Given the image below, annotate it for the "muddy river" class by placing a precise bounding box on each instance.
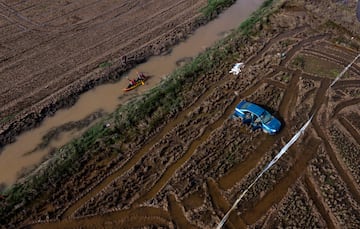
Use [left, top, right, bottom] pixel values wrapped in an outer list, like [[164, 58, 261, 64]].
[[0, 0, 264, 187]]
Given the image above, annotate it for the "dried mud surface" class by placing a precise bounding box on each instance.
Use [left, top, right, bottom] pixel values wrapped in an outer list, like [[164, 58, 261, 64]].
[[2, 0, 360, 228]]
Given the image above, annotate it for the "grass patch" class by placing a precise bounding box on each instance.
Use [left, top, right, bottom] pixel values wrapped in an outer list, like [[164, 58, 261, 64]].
[[330, 69, 341, 79], [292, 55, 305, 69], [0, 114, 15, 125], [237, 0, 274, 36], [201, 0, 235, 19], [298, 55, 349, 79], [99, 61, 112, 68], [282, 74, 290, 82], [0, 121, 108, 224]]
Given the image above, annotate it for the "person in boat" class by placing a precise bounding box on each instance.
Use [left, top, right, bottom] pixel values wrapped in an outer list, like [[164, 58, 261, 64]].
[[127, 78, 136, 87], [137, 71, 145, 81]]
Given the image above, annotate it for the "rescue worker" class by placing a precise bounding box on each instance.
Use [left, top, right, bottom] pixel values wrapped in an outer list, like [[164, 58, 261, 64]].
[[137, 71, 145, 81], [127, 77, 136, 86]]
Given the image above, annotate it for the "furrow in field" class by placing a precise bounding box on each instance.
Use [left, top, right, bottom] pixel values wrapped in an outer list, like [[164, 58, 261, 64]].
[[242, 137, 320, 224], [207, 178, 247, 229], [60, 58, 224, 219], [333, 98, 360, 116], [0, 0, 196, 88], [31, 206, 171, 229], [0, 2, 205, 114], [304, 175, 337, 229], [313, 118, 360, 202], [338, 116, 360, 146]]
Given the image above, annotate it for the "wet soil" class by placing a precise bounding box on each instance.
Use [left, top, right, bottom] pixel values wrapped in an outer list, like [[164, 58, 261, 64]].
[[0, 0, 210, 149], [0, 0, 265, 186], [1, 0, 360, 228]]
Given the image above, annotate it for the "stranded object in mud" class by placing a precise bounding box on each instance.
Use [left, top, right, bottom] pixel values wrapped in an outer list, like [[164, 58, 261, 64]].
[[124, 72, 148, 92], [229, 62, 245, 75], [233, 100, 282, 135]]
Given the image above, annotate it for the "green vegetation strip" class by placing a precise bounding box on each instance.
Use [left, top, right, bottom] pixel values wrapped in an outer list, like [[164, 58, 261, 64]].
[[202, 0, 236, 18], [0, 0, 275, 225]]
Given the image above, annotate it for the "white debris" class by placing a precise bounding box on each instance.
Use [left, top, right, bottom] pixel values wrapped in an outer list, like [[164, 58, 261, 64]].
[[229, 62, 244, 75]]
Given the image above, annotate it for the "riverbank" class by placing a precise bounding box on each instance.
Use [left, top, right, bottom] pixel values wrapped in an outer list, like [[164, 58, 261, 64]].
[[0, 0, 241, 151], [0, 0, 271, 226], [3, 0, 360, 228]]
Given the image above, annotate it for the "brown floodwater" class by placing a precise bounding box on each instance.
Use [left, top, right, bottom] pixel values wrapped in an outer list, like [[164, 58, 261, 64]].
[[0, 0, 265, 186]]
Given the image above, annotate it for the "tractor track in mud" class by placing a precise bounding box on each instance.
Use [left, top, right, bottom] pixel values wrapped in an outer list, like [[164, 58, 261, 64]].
[[332, 79, 360, 89], [242, 137, 321, 224], [304, 175, 337, 229], [36, 24, 359, 229], [313, 118, 360, 202], [333, 97, 360, 116], [338, 116, 360, 146], [31, 206, 172, 229], [0, 0, 209, 148], [1, 1, 204, 112], [207, 178, 247, 229], [61, 73, 227, 219], [61, 22, 310, 221], [3, 1, 360, 228]]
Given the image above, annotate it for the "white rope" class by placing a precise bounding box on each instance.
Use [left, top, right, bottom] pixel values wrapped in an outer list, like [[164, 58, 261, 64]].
[[216, 116, 313, 229], [330, 53, 360, 87]]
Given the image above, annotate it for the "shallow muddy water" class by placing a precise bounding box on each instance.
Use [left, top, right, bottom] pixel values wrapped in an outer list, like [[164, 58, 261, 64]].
[[0, 0, 264, 186]]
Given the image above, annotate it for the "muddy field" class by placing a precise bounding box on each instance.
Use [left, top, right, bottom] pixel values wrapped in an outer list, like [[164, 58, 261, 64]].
[[0, 0, 210, 147], [1, 0, 360, 228]]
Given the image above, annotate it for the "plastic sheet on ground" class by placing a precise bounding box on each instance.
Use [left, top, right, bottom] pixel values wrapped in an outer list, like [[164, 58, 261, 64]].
[[229, 62, 245, 75]]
